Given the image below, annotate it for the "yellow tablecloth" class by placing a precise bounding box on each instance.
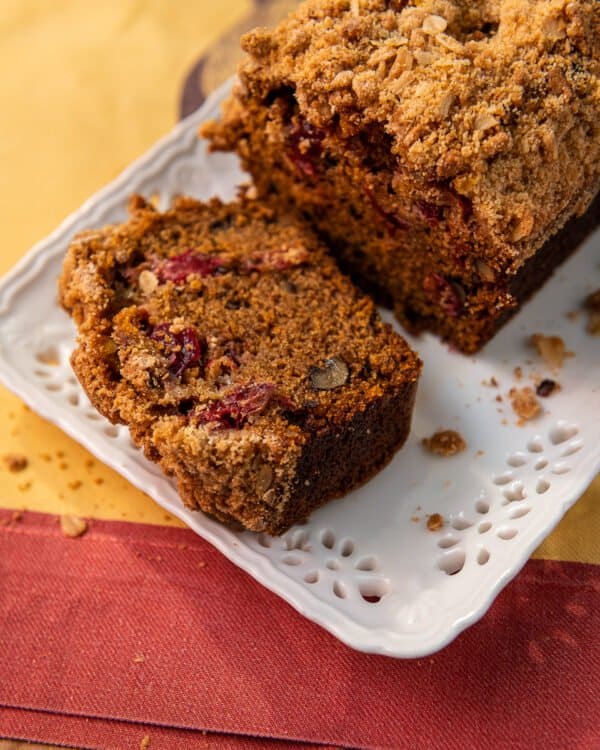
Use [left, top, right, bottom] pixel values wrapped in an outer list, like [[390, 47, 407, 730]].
[[0, 0, 598, 563]]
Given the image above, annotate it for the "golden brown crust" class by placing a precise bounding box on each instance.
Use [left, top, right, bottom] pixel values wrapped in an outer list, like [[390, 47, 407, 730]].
[[59, 195, 421, 534]]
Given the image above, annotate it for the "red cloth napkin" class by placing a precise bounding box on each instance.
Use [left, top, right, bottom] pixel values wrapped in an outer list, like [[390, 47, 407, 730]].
[[1, 510, 598, 749]]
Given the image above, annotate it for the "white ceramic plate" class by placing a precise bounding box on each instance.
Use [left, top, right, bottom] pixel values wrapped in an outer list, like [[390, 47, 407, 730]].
[[0, 80, 598, 658]]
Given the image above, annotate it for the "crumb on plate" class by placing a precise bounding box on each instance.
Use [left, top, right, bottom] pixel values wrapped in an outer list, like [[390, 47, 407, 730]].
[[427, 513, 444, 532], [509, 387, 542, 425], [422, 429, 467, 456], [530, 333, 572, 369]]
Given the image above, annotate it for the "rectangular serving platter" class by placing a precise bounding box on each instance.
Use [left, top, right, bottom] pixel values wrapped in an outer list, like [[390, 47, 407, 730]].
[[0, 80, 598, 657]]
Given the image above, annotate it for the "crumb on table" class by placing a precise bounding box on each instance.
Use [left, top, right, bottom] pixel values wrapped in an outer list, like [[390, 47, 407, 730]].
[[422, 430, 467, 457], [60, 514, 88, 538], [509, 387, 542, 425], [2, 454, 28, 472]]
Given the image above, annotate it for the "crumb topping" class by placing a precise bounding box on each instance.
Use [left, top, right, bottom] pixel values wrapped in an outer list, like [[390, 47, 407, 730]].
[[233, 0, 599, 263]]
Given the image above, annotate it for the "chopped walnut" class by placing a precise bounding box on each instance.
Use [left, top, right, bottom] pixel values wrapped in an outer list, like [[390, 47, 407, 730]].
[[475, 259, 495, 282], [3, 454, 28, 472], [474, 113, 499, 131], [511, 208, 535, 242], [530, 333, 572, 369], [422, 14, 447, 35], [438, 92, 456, 117], [138, 269, 159, 295], [309, 357, 349, 391], [427, 513, 444, 531], [509, 387, 542, 425], [422, 429, 467, 456]]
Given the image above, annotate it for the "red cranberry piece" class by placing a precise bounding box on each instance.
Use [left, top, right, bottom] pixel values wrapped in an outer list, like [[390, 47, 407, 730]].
[[287, 120, 325, 178], [157, 250, 224, 283], [536, 379, 558, 398], [423, 273, 464, 317], [195, 383, 279, 430], [363, 185, 407, 234], [151, 324, 203, 377], [415, 200, 445, 226]]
